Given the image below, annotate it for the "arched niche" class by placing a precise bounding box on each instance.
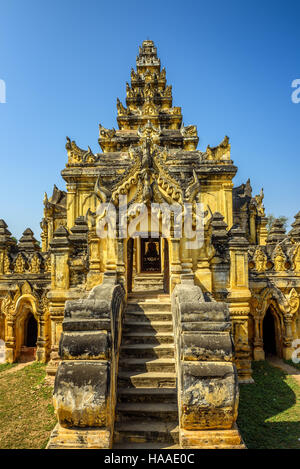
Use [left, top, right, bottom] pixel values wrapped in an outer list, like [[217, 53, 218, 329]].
[[261, 302, 284, 358], [14, 295, 39, 362]]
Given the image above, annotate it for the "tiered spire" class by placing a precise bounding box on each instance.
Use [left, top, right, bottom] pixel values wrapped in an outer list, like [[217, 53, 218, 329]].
[[116, 39, 182, 131], [136, 40, 161, 71], [0, 220, 15, 247], [69, 216, 89, 249], [98, 40, 199, 153], [18, 228, 40, 252], [210, 212, 228, 245], [266, 219, 286, 245], [289, 211, 300, 242]]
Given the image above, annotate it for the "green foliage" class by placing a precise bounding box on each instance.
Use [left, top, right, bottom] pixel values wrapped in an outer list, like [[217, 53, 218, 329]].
[[266, 214, 288, 231], [237, 361, 300, 449]]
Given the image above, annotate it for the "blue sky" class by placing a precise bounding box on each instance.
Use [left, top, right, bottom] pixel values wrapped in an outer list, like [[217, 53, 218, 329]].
[[0, 0, 299, 241]]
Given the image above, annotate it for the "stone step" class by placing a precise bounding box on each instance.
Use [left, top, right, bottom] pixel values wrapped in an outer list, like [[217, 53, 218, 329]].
[[134, 273, 164, 278], [114, 421, 179, 444], [118, 371, 176, 388], [117, 387, 177, 404], [132, 283, 164, 293], [133, 275, 164, 284], [126, 298, 171, 313], [120, 343, 175, 359], [128, 292, 170, 300], [132, 275, 164, 292], [116, 402, 178, 422], [128, 293, 170, 301], [122, 331, 174, 345], [134, 277, 164, 284], [125, 311, 172, 322], [113, 442, 180, 449], [119, 358, 175, 373], [123, 321, 173, 333], [126, 303, 171, 313]]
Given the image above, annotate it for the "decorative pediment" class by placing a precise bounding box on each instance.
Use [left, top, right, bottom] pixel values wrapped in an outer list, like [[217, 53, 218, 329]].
[[251, 283, 290, 316]]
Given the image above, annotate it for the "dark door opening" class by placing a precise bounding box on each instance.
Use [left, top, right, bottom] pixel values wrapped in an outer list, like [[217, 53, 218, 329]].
[[141, 238, 161, 272], [25, 313, 38, 347], [263, 308, 277, 356]]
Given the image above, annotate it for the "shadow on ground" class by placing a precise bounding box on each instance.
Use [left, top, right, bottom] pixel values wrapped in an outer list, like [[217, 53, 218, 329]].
[[237, 360, 300, 449]]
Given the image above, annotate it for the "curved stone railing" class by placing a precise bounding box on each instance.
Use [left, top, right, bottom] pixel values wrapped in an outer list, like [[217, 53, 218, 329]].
[[172, 282, 245, 449], [47, 276, 125, 449]]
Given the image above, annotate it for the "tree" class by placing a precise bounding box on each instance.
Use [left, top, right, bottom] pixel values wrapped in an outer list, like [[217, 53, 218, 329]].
[[266, 214, 289, 232]]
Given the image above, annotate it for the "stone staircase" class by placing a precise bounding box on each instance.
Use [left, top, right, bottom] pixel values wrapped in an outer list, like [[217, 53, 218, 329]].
[[113, 289, 179, 449]]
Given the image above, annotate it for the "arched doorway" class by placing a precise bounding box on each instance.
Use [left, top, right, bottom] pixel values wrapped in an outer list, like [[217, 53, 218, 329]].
[[17, 312, 38, 362], [263, 307, 277, 357]]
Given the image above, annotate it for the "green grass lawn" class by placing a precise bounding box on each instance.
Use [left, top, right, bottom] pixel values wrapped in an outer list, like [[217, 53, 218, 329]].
[[0, 362, 56, 449], [237, 361, 300, 449]]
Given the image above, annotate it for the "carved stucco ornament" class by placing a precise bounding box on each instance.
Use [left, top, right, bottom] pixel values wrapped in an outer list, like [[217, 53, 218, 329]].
[[253, 247, 267, 272], [21, 280, 33, 295], [66, 137, 95, 166], [254, 188, 265, 217], [138, 120, 161, 146], [287, 288, 299, 315], [292, 243, 300, 271], [3, 252, 11, 274], [272, 244, 287, 272], [251, 285, 291, 318], [206, 136, 231, 161], [29, 253, 41, 274], [2, 286, 21, 320], [14, 253, 26, 274], [44, 255, 51, 273]]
